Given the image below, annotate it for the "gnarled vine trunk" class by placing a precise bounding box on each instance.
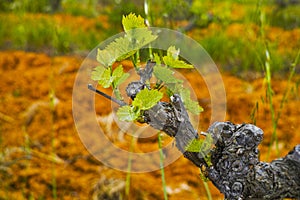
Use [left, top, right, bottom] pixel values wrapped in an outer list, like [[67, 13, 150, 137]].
[[142, 97, 300, 199]]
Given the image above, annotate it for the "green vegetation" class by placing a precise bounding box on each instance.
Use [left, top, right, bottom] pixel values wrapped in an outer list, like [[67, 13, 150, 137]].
[[91, 13, 206, 199], [92, 13, 202, 121], [0, 13, 107, 54], [117, 89, 163, 121], [252, 0, 300, 160], [0, 0, 298, 73]]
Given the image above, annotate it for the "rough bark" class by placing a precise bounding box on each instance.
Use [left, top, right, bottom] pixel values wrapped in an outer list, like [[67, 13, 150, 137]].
[[142, 98, 300, 199]]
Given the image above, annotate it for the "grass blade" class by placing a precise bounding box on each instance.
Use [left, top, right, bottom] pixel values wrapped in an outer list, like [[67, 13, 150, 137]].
[[158, 132, 168, 200]]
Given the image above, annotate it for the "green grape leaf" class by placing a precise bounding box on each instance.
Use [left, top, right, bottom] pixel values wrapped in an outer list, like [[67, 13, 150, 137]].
[[97, 36, 133, 67], [132, 89, 163, 110], [200, 133, 213, 153], [117, 105, 140, 122], [96, 14, 157, 67], [122, 13, 146, 32], [186, 100, 204, 115], [185, 134, 213, 166], [166, 82, 183, 94], [115, 72, 130, 87], [96, 29, 157, 66], [167, 46, 180, 60], [124, 28, 157, 54], [153, 65, 183, 84], [96, 65, 130, 89], [113, 36, 136, 61], [163, 56, 194, 69], [97, 48, 116, 67], [112, 65, 124, 78], [91, 65, 105, 81], [185, 134, 213, 153], [180, 89, 203, 114], [185, 139, 203, 152], [98, 67, 113, 88], [112, 65, 130, 87]]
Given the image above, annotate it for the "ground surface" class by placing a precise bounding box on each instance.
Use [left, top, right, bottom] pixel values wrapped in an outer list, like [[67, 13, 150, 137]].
[[0, 51, 299, 199]]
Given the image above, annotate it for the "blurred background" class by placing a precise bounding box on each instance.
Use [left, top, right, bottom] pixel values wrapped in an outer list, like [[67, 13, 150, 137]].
[[0, 0, 299, 71], [0, 0, 299, 199]]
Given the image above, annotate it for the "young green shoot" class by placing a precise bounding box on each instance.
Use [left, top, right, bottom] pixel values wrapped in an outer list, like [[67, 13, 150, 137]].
[[185, 133, 213, 166]]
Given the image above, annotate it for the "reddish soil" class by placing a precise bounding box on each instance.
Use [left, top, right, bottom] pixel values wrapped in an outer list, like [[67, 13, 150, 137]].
[[0, 51, 299, 199]]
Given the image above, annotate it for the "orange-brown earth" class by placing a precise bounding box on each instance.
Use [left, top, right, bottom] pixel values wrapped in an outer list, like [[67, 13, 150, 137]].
[[0, 51, 299, 199]]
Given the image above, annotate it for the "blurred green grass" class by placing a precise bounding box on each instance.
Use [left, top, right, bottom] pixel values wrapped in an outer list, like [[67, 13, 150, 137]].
[[0, 0, 299, 73]]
